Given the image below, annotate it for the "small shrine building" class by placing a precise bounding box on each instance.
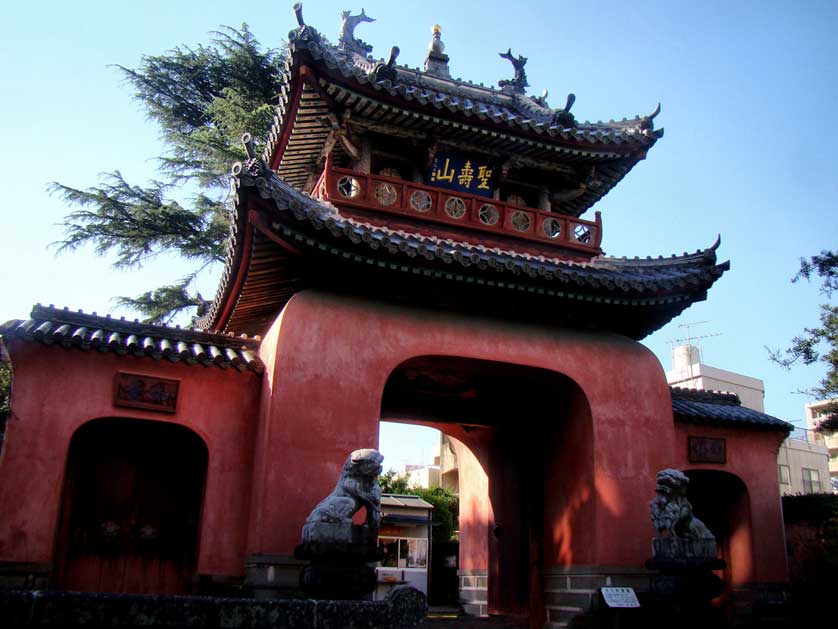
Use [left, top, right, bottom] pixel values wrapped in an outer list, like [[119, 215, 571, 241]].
[[0, 7, 791, 626]]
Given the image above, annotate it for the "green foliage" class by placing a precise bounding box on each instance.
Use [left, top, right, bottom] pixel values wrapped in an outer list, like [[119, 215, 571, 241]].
[[783, 493, 838, 524], [378, 469, 410, 494], [377, 471, 460, 543], [0, 356, 11, 452], [782, 494, 838, 609], [51, 25, 285, 324], [773, 250, 838, 432], [411, 486, 459, 544]]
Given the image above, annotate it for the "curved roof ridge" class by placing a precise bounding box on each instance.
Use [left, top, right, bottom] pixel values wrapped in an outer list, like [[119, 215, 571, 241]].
[[285, 21, 662, 142]]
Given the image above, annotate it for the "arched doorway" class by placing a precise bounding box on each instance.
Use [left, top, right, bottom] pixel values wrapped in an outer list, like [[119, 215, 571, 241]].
[[684, 470, 752, 620], [54, 418, 208, 594], [380, 355, 593, 623]]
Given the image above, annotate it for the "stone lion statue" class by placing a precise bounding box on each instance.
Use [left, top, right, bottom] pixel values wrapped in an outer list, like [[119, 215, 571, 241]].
[[305, 448, 384, 532], [650, 469, 714, 541]]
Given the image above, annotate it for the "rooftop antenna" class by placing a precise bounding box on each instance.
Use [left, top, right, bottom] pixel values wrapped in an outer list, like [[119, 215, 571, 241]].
[[666, 321, 722, 378]]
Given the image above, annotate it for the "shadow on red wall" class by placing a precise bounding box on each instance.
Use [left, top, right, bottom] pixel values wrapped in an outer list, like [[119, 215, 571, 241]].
[[684, 469, 752, 622]]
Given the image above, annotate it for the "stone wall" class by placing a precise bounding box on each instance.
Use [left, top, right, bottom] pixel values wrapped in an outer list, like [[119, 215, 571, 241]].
[[543, 565, 652, 627]]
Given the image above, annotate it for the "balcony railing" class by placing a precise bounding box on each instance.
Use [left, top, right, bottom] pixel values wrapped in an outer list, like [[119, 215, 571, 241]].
[[316, 167, 602, 254]]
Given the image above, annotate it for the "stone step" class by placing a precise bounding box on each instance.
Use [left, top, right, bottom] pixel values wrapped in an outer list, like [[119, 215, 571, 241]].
[[460, 601, 489, 618], [543, 589, 594, 609], [545, 604, 585, 625]]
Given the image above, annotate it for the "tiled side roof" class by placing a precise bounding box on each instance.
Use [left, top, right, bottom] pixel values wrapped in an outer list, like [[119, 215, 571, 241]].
[[1, 305, 263, 374], [670, 386, 791, 432]]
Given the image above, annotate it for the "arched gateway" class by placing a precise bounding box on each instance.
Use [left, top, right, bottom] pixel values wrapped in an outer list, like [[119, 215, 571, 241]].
[[0, 8, 791, 626]]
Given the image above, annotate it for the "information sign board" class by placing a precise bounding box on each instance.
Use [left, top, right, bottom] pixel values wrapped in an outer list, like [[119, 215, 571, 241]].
[[600, 587, 640, 608]]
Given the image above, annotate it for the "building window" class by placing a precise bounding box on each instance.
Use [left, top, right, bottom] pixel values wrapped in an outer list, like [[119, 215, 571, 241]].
[[802, 468, 821, 494], [778, 464, 791, 485], [378, 537, 428, 569]]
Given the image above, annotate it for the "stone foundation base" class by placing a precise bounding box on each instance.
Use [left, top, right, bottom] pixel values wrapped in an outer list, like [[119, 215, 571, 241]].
[[457, 569, 488, 617], [544, 565, 653, 628], [244, 553, 308, 598], [0, 561, 50, 590], [544, 565, 791, 628], [0, 586, 427, 628]]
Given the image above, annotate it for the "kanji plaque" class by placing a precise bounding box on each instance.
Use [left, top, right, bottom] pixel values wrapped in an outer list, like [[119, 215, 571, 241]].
[[688, 436, 726, 464], [114, 372, 179, 414]]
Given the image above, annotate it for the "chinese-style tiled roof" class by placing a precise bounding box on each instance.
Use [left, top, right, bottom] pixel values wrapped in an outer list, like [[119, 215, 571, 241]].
[[670, 387, 791, 432], [263, 15, 662, 217], [0, 305, 263, 374], [199, 157, 728, 339], [381, 494, 434, 510]]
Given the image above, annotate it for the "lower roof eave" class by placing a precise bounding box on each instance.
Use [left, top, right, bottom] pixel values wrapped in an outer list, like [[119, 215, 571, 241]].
[[202, 159, 729, 339]]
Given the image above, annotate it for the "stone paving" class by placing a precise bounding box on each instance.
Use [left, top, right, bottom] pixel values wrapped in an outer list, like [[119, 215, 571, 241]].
[[418, 609, 528, 628]]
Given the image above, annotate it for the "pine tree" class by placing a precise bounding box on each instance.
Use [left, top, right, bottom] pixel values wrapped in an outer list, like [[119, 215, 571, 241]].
[[773, 250, 838, 432], [49, 25, 284, 324]]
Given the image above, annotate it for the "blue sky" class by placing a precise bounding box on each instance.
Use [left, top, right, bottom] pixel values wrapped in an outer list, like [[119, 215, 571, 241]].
[[2, 1, 837, 469]]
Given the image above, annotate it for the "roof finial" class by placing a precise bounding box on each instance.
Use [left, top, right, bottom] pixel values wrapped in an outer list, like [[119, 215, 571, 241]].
[[424, 24, 450, 78], [293, 3, 305, 27], [498, 48, 528, 94], [339, 8, 375, 56], [241, 133, 256, 159], [370, 46, 401, 83]]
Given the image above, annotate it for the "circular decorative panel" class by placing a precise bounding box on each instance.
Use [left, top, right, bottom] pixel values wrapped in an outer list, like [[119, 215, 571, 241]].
[[444, 197, 466, 219], [478, 204, 499, 226], [510, 210, 532, 232], [337, 176, 360, 199], [409, 190, 432, 213], [542, 217, 562, 239], [374, 182, 398, 207], [574, 224, 591, 243]]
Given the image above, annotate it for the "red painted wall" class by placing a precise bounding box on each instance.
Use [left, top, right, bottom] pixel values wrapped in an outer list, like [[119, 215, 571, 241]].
[[0, 289, 789, 596], [374, 421, 493, 573], [248, 289, 679, 571], [672, 424, 788, 584], [447, 432, 492, 572], [0, 341, 261, 578]]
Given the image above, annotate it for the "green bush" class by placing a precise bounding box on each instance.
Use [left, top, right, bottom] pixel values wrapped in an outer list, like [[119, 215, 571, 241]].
[[411, 486, 459, 544], [782, 493, 838, 614]]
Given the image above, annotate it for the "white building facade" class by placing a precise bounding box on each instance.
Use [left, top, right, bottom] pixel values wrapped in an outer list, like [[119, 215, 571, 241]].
[[805, 400, 838, 492]]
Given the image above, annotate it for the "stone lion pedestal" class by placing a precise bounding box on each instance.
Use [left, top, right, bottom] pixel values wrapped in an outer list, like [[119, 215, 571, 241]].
[[645, 469, 725, 609], [293, 448, 421, 611], [294, 522, 382, 600]]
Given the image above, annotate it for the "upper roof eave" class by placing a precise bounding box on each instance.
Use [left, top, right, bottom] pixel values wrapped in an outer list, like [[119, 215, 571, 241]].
[[277, 23, 661, 155]]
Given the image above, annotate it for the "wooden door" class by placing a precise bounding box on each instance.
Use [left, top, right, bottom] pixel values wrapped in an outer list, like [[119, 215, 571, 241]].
[[54, 419, 207, 594]]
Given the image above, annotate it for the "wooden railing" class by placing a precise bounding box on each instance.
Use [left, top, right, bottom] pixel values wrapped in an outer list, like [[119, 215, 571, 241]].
[[316, 167, 602, 254]]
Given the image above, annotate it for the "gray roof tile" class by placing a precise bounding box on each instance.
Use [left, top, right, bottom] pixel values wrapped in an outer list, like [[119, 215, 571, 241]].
[[1, 305, 263, 374], [670, 387, 791, 432]]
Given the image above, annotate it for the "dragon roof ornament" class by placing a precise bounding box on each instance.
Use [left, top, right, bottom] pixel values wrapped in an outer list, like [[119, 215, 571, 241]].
[[498, 48, 529, 94], [285, 4, 660, 144], [339, 8, 375, 57]]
